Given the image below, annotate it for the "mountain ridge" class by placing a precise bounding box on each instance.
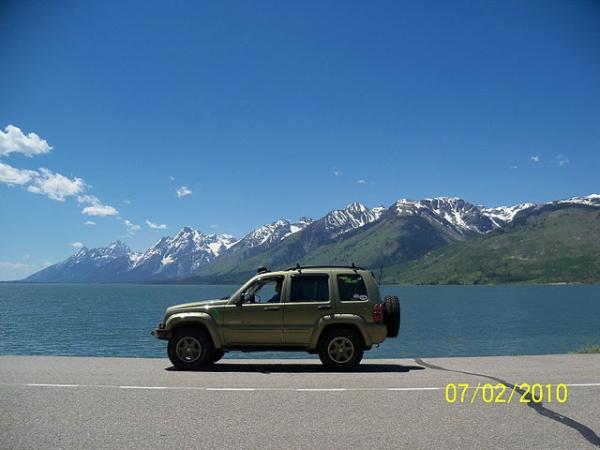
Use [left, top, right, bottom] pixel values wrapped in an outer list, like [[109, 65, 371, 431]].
[[24, 194, 600, 283]]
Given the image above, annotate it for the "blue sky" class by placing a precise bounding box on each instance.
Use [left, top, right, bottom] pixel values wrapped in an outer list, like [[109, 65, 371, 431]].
[[1, 0, 599, 280]]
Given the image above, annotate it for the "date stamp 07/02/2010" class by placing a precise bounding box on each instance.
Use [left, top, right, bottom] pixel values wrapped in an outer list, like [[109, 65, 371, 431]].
[[444, 383, 568, 404]]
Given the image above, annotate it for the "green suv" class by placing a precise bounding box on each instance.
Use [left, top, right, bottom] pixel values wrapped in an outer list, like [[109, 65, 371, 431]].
[[152, 265, 400, 370]]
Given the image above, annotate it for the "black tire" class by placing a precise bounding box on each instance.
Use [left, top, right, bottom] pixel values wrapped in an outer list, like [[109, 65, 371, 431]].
[[317, 328, 364, 371], [209, 350, 225, 364], [167, 327, 214, 370], [383, 295, 401, 337]]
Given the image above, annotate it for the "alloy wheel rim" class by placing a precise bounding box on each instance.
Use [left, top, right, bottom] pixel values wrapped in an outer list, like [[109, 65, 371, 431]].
[[176, 336, 202, 363], [327, 337, 354, 364]]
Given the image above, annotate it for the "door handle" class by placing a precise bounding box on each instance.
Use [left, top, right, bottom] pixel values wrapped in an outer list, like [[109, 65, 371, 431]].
[[264, 306, 280, 311], [318, 305, 332, 310]]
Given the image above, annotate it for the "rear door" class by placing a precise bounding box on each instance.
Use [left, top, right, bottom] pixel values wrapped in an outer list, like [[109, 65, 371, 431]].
[[283, 273, 332, 345]]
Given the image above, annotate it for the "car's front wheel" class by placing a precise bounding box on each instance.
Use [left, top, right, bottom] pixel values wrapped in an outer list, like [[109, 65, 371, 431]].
[[167, 327, 213, 370], [318, 328, 364, 371]]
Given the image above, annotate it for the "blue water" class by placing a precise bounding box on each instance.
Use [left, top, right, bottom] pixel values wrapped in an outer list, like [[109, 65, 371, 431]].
[[0, 283, 599, 359]]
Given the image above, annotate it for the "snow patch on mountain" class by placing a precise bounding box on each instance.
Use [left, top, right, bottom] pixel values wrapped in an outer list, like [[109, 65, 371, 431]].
[[323, 202, 383, 237], [392, 197, 497, 235], [557, 194, 600, 207], [481, 203, 536, 227], [232, 217, 314, 250]]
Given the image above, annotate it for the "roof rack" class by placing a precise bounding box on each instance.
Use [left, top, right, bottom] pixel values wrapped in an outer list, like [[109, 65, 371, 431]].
[[284, 263, 365, 271]]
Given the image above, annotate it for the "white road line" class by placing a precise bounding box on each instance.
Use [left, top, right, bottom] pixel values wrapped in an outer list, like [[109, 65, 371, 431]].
[[26, 383, 80, 387], [119, 386, 169, 390], [206, 388, 257, 391], [566, 383, 600, 387], [118, 385, 206, 390]]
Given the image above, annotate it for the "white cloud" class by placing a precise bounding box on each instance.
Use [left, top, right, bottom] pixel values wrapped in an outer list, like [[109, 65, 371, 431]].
[[0, 161, 38, 185], [333, 168, 342, 176], [146, 219, 167, 230], [168, 175, 175, 181], [83, 220, 96, 226], [27, 168, 86, 201], [77, 194, 100, 205], [510, 165, 518, 170], [82, 204, 119, 216], [0, 125, 52, 157], [0, 261, 29, 269], [124, 219, 141, 233], [70, 242, 84, 250], [77, 194, 119, 217], [0, 123, 118, 221], [531, 155, 540, 163], [122, 199, 131, 205], [356, 179, 366, 184], [176, 186, 192, 198], [555, 154, 570, 167]]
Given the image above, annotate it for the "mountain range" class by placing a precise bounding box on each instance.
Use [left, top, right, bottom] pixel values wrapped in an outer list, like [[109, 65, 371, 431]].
[[24, 194, 600, 284]]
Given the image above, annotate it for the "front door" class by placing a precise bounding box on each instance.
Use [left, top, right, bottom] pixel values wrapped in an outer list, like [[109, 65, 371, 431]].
[[222, 276, 284, 345]]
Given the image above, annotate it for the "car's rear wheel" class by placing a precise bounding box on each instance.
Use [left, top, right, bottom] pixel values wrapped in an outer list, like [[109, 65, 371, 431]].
[[318, 328, 363, 371], [383, 295, 401, 337], [167, 327, 213, 370]]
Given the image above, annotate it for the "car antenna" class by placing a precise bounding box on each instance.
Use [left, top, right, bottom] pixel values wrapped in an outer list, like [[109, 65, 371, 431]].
[[378, 264, 384, 284], [295, 263, 302, 273]]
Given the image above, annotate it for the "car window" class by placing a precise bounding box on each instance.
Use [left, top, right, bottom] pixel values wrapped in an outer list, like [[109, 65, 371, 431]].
[[242, 277, 283, 304], [337, 274, 368, 301], [289, 275, 329, 302]]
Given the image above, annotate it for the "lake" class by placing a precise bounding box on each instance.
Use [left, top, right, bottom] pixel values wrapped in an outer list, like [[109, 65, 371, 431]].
[[0, 283, 599, 359]]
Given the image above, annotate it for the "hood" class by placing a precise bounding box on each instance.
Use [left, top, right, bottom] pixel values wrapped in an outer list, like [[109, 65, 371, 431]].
[[165, 298, 229, 315]]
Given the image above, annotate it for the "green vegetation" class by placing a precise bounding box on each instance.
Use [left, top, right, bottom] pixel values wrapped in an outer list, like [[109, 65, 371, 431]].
[[383, 208, 600, 284], [572, 344, 600, 354]]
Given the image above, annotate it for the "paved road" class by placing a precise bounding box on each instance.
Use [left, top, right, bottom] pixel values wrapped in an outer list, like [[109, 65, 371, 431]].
[[1, 354, 599, 449]]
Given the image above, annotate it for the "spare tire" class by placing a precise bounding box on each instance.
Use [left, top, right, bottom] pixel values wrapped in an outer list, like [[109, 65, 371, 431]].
[[383, 295, 400, 337]]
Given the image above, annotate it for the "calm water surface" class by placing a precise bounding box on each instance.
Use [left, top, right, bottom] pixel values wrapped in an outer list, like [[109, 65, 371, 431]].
[[1, 283, 599, 359]]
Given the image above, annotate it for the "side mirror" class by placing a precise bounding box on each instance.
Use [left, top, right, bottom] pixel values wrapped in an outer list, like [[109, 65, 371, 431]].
[[235, 294, 245, 306]]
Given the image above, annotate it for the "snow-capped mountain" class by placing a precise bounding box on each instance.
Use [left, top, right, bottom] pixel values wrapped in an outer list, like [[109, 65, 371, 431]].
[[188, 217, 315, 277], [389, 194, 600, 235], [231, 217, 314, 250], [322, 202, 385, 237], [75, 240, 132, 263], [128, 227, 239, 280], [190, 203, 389, 280], [390, 197, 499, 237], [556, 194, 600, 207], [481, 203, 536, 227], [24, 193, 600, 283], [25, 240, 135, 283]]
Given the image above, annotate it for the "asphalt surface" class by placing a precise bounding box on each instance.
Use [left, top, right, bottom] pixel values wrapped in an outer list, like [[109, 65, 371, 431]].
[[1, 354, 599, 449]]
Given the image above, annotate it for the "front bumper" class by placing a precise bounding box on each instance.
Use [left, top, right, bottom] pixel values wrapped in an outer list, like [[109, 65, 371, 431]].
[[151, 324, 171, 340]]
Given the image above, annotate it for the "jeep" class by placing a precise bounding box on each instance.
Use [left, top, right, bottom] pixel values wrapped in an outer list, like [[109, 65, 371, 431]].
[[152, 265, 400, 370]]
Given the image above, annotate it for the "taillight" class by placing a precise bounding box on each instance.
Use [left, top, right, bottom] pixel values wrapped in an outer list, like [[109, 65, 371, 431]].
[[373, 303, 383, 324]]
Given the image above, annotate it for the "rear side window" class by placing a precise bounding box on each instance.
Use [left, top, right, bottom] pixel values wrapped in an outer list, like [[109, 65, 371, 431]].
[[290, 275, 329, 302], [337, 274, 368, 301]]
